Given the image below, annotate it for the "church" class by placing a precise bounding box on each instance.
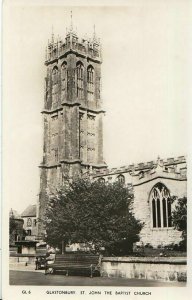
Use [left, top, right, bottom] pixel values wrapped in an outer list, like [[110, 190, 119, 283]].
[[37, 22, 187, 248]]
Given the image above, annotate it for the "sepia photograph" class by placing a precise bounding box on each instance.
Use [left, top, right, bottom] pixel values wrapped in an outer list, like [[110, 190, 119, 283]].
[[3, 0, 191, 299]]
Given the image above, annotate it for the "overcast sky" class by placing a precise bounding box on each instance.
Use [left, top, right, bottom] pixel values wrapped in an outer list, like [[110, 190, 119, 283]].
[[4, 1, 191, 213]]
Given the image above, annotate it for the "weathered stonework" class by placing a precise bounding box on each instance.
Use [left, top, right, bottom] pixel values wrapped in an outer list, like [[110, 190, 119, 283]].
[[37, 27, 106, 237], [93, 157, 187, 247]]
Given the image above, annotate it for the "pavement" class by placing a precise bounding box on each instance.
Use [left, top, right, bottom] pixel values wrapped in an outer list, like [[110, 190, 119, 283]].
[[9, 263, 186, 287]]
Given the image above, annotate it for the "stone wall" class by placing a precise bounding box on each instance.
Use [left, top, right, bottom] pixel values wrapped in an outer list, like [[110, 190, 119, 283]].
[[92, 158, 187, 248], [101, 257, 187, 282], [133, 177, 187, 247]]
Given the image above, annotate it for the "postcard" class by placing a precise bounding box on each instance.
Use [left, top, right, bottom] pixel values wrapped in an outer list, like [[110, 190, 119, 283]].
[[2, 0, 192, 299]]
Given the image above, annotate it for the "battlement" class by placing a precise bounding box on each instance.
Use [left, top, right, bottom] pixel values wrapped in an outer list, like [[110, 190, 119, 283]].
[[92, 156, 186, 177], [45, 29, 101, 64]]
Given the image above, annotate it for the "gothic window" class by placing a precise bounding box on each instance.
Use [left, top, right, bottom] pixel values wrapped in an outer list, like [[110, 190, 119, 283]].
[[45, 91, 48, 104], [98, 177, 105, 184], [27, 218, 32, 227], [87, 114, 95, 163], [117, 174, 125, 185], [79, 113, 85, 161], [87, 65, 94, 100], [55, 148, 58, 161], [33, 219, 37, 227], [51, 148, 58, 162], [61, 62, 67, 99], [150, 183, 172, 228], [76, 62, 84, 99], [52, 67, 59, 108]]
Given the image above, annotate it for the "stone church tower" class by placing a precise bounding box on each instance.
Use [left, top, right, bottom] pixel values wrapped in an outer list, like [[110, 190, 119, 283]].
[[37, 24, 106, 237]]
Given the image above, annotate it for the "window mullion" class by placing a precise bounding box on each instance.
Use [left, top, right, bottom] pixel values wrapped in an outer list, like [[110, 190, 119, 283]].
[[160, 195, 164, 228]]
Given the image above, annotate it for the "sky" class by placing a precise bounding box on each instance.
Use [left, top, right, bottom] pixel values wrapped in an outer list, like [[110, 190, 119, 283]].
[[3, 0, 191, 213]]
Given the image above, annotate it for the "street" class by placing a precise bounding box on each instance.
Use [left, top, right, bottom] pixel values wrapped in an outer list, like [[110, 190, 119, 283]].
[[10, 270, 186, 287]]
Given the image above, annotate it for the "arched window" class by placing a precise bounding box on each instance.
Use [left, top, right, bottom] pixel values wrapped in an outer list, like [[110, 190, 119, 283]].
[[150, 183, 172, 228], [52, 67, 59, 108], [98, 177, 105, 184], [27, 218, 32, 227], [87, 65, 94, 100], [76, 62, 84, 99], [61, 62, 67, 99], [117, 174, 125, 185]]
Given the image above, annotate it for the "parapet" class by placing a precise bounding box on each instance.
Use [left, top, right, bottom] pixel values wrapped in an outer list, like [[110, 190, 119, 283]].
[[92, 156, 186, 177], [45, 29, 101, 64]]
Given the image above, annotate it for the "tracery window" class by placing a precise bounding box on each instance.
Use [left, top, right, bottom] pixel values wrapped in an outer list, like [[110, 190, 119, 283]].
[[117, 174, 125, 185], [76, 62, 84, 99], [150, 183, 172, 228], [87, 114, 95, 163], [52, 67, 59, 108], [87, 65, 94, 100], [61, 62, 67, 99]]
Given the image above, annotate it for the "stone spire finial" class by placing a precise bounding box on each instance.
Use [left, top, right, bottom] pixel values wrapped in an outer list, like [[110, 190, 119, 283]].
[[70, 10, 73, 32], [93, 24, 96, 39], [10, 208, 14, 217], [155, 155, 164, 172], [51, 25, 54, 43], [92, 24, 100, 45], [157, 155, 161, 165]]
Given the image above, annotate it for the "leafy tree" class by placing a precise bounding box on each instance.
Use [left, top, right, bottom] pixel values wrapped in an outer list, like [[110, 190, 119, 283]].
[[44, 179, 143, 255], [171, 196, 187, 250], [9, 216, 17, 235]]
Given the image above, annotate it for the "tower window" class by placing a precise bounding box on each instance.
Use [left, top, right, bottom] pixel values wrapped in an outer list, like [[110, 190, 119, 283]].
[[87, 65, 94, 100], [61, 62, 67, 99], [87, 114, 95, 163], [55, 149, 58, 160], [52, 67, 59, 108], [150, 183, 172, 228], [117, 174, 125, 185], [51, 148, 58, 162], [76, 62, 84, 99]]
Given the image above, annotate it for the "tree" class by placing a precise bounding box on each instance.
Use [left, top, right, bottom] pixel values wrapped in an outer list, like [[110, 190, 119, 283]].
[[9, 216, 17, 235], [44, 178, 143, 255], [171, 196, 187, 250]]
